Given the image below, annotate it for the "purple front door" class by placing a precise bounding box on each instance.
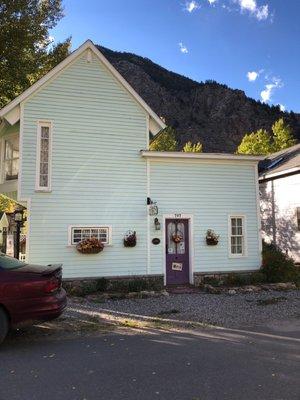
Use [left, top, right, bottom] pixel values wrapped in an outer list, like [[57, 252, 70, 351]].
[[165, 219, 190, 285]]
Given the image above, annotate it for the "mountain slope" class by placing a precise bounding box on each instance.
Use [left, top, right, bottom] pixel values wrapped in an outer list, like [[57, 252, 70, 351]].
[[98, 45, 300, 153]]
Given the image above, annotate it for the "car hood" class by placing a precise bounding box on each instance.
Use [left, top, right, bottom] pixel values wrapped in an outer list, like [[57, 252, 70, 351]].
[[13, 263, 62, 276]]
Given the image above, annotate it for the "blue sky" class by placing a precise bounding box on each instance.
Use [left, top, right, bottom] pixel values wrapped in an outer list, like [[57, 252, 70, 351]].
[[51, 0, 300, 112]]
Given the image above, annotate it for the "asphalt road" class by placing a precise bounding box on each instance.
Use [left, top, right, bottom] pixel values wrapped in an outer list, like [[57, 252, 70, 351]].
[[0, 323, 299, 400]]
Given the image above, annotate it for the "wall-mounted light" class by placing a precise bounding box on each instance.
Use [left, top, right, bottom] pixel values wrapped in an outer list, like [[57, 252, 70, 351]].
[[147, 197, 158, 216], [154, 218, 161, 230]]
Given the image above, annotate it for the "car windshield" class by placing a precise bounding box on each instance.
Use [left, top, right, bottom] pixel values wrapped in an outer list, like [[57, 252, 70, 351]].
[[0, 253, 26, 270]]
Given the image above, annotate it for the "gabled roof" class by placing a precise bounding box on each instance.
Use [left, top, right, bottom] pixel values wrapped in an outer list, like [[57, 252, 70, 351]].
[[259, 143, 300, 180], [0, 40, 166, 134]]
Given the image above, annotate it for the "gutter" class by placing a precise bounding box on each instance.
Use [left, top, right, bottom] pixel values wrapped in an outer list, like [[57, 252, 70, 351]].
[[141, 150, 264, 162]]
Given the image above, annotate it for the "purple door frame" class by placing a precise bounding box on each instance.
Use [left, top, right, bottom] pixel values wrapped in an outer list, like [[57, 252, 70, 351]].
[[165, 218, 190, 285]]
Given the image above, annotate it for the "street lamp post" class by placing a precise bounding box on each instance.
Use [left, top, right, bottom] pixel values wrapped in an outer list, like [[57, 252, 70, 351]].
[[14, 209, 23, 260]]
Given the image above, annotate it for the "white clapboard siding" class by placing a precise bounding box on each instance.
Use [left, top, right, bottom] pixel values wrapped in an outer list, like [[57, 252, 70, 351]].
[[148, 159, 261, 274], [21, 50, 149, 278]]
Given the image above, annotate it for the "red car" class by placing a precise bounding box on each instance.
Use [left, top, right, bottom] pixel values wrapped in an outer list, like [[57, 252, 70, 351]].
[[0, 253, 67, 343]]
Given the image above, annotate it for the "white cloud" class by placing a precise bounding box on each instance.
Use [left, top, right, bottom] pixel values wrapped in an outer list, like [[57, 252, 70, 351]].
[[185, 1, 199, 12], [279, 104, 286, 112], [247, 71, 259, 81], [179, 42, 188, 53], [255, 4, 269, 20], [236, 0, 269, 20], [208, 0, 217, 4], [260, 77, 283, 103], [239, 0, 256, 12]]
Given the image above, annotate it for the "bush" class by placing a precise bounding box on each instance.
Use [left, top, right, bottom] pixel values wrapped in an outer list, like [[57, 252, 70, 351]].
[[225, 273, 252, 286], [96, 278, 108, 292], [250, 271, 267, 284], [261, 242, 299, 283]]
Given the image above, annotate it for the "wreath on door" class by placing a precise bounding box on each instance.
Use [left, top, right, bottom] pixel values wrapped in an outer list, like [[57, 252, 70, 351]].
[[172, 232, 183, 244]]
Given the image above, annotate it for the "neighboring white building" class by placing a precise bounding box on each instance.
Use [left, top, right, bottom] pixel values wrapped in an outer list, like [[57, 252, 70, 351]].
[[259, 144, 300, 263], [0, 40, 262, 283], [0, 212, 9, 251]]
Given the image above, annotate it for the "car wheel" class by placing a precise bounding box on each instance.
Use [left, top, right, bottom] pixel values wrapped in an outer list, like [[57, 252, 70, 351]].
[[0, 307, 9, 344]]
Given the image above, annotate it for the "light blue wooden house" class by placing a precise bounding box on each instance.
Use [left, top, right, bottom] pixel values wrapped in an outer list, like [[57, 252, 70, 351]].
[[0, 40, 263, 284]]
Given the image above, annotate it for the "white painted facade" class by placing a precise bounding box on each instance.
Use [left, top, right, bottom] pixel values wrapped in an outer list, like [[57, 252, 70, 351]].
[[260, 173, 300, 263], [0, 41, 262, 281]]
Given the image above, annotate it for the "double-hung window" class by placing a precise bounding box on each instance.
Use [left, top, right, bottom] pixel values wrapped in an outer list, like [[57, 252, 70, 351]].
[[4, 136, 19, 181], [36, 121, 52, 191], [229, 216, 246, 256]]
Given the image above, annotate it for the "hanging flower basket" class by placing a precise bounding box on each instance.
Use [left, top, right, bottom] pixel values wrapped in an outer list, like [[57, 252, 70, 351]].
[[172, 233, 183, 244], [76, 238, 104, 254], [206, 229, 219, 246], [124, 231, 137, 247]]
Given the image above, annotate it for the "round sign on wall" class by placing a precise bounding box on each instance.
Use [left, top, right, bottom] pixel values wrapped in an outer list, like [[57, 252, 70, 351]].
[[152, 238, 160, 245]]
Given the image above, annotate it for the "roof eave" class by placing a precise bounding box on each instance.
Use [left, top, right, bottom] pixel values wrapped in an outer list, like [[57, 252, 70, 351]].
[[0, 40, 166, 132], [141, 150, 264, 162]]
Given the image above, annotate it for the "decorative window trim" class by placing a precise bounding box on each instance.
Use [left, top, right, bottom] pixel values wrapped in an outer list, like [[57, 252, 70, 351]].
[[68, 225, 113, 246], [35, 120, 52, 192], [228, 215, 247, 258]]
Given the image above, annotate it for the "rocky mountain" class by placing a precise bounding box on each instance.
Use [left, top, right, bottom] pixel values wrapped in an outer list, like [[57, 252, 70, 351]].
[[98, 45, 300, 153]]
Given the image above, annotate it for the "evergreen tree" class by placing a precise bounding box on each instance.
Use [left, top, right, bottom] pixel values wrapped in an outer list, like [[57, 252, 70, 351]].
[[0, 0, 71, 108]]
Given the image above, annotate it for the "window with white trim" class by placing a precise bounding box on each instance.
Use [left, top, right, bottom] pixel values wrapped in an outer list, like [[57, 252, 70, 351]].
[[70, 226, 111, 245], [36, 122, 52, 191], [230, 216, 245, 256], [4, 136, 19, 181]]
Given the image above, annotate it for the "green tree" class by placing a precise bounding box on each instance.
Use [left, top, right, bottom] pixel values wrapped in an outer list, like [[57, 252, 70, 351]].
[[149, 127, 177, 151], [237, 129, 272, 155], [182, 141, 203, 152], [0, 0, 71, 108], [0, 194, 17, 213], [237, 119, 297, 156], [272, 118, 296, 152]]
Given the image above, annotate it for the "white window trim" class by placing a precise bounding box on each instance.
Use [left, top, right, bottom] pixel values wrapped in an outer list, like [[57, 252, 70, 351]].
[[67, 225, 113, 247], [0, 132, 19, 184], [35, 120, 52, 192], [228, 215, 248, 258]]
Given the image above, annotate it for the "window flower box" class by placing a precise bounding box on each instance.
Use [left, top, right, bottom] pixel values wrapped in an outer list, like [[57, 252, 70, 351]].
[[76, 238, 104, 254]]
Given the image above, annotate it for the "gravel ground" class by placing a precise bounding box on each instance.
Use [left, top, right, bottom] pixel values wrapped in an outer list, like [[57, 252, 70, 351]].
[[69, 290, 300, 329]]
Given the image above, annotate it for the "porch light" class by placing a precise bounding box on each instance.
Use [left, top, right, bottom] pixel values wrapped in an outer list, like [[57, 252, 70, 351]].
[[154, 218, 161, 230], [148, 198, 158, 216]]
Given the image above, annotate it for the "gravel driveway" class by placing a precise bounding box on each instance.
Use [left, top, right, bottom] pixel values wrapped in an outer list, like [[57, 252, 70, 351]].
[[69, 290, 300, 329]]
